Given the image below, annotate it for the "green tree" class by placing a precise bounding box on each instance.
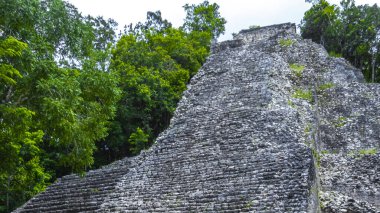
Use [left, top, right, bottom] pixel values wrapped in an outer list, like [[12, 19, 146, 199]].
[[0, 0, 121, 211], [102, 33, 188, 160], [0, 37, 26, 85], [301, 0, 338, 46], [301, 0, 380, 82], [129, 127, 149, 155], [182, 0, 227, 40], [0, 0, 226, 210], [0, 106, 48, 212], [0, 36, 50, 212], [98, 3, 225, 164], [34, 66, 120, 174]]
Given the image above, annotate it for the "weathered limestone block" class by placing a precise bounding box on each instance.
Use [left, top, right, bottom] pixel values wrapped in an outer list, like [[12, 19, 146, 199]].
[[211, 39, 244, 54], [234, 22, 296, 44]]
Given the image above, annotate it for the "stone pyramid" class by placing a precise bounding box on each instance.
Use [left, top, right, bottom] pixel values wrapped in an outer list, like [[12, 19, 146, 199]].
[[15, 23, 380, 213]]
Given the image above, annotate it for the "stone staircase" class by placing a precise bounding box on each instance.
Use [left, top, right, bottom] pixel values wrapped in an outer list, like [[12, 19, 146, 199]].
[[15, 158, 133, 212]]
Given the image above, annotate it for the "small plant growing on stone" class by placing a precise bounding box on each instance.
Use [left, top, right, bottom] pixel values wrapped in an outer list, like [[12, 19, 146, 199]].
[[289, 63, 305, 78], [318, 82, 335, 92], [279, 38, 295, 47], [249, 25, 260, 29], [79, 171, 86, 178], [319, 192, 325, 209], [359, 148, 377, 155], [90, 188, 100, 193], [287, 100, 296, 108], [348, 148, 377, 159], [311, 148, 321, 167], [320, 150, 329, 155], [333, 116, 347, 128], [292, 89, 313, 102], [328, 51, 342, 58], [304, 123, 312, 134], [244, 200, 254, 208]]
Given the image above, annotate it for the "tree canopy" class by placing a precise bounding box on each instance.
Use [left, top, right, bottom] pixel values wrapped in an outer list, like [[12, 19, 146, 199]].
[[301, 0, 380, 82], [0, 0, 225, 211], [182, 1, 227, 40], [0, 0, 120, 211], [95, 1, 225, 165]]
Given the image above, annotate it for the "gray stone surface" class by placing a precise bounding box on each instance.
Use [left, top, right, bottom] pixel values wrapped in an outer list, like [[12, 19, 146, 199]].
[[15, 23, 379, 213]]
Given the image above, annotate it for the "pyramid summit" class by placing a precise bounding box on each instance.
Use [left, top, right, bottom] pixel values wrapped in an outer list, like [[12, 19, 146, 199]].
[[16, 23, 380, 213]]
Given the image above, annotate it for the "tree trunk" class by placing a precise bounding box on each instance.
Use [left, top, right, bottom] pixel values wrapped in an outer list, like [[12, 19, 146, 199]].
[[372, 54, 376, 83], [6, 175, 10, 212]]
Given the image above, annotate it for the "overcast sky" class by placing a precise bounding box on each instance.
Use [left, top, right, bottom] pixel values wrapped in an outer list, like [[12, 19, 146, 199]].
[[66, 0, 380, 41]]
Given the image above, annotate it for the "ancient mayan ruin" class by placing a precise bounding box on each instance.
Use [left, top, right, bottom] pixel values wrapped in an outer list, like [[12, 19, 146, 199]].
[[15, 23, 380, 213]]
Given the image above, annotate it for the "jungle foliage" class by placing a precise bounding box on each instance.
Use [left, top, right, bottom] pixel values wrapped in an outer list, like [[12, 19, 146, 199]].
[[301, 0, 380, 82], [0, 0, 225, 211]]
